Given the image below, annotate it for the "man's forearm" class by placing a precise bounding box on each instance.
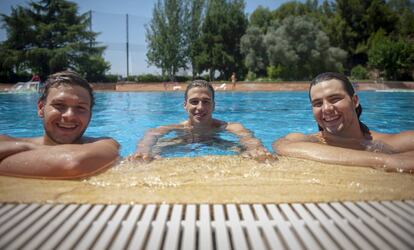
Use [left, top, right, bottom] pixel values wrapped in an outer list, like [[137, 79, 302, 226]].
[[0, 140, 119, 179], [240, 137, 266, 151], [277, 142, 385, 168], [135, 128, 169, 155], [0, 141, 36, 161], [137, 137, 158, 154]]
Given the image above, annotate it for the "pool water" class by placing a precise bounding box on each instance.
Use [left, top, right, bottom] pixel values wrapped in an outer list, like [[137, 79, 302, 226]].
[[1, 91, 413, 157]]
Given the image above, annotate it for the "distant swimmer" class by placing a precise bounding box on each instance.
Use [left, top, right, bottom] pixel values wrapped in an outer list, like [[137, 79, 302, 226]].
[[273, 72, 414, 173], [131, 80, 274, 162], [0, 71, 120, 179]]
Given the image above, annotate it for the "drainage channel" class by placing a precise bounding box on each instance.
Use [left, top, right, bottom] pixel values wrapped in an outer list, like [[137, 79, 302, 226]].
[[0, 201, 413, 249]]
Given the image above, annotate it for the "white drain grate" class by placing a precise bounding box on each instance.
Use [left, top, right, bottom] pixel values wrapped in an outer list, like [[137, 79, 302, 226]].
[[0, 201, 413, 249]]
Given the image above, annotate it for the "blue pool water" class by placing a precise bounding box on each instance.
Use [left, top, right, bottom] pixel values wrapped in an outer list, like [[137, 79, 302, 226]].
[[1, 91, 413, 157]]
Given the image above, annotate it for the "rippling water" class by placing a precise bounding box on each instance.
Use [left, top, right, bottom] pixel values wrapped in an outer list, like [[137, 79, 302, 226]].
[[1, 91, 413, 156]]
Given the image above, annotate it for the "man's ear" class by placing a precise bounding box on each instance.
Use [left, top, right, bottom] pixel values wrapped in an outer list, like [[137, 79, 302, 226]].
[[37, 100, 45, 118], [352, 94, 360, 108], [183, 100, 188, 111]]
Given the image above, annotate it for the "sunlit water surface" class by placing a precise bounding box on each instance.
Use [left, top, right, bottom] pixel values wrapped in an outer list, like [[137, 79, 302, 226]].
[[1, 91, 414, 203], [1, 91, 413, 157]]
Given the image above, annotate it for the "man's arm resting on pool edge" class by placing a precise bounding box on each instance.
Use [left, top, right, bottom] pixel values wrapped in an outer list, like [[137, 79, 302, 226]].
[[226, 123, 274, 161], [0, 135, 40, 161], [0, 138, 120, 179], [130, 125, 174, 161], [273, 133, 414, 172]]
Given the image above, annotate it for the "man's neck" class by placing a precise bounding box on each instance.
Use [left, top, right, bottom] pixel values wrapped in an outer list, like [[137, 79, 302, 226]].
[[321, 127, 369, 150], [42, 135, 59, 146], [187, 119, 213, 131]]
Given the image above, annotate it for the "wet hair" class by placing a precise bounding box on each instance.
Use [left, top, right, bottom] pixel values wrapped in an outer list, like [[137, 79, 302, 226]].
[[184, 79, 215, 101], [39, 71, 95, 108], [309, 72, 370, 134]]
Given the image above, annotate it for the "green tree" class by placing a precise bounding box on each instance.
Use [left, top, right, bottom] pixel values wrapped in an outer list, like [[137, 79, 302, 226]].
[[331, 0, 398, 69], [264, 16, 347, 80], [368, 31, 414, 80], [272, 0, 314, 21], [240, 26, 268, 76], [0, 0, 109, 81], [387, 0, 414, 38], [350, 64, 368, 80], [146, 0, 187, 80], [183, 0, 206, 78], [196, 0, 247, 80], [249, 6, 272, 33]]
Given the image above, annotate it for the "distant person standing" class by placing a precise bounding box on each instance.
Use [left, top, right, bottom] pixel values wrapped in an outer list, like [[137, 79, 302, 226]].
[[31, 73, 40, 82], [231, 72, 237, 90]]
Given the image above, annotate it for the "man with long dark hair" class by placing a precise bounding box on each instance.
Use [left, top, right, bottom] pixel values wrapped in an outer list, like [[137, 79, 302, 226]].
[[273, 72, 414, 172]]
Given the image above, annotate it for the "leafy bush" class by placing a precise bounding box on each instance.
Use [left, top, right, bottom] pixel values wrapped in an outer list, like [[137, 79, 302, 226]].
[[246, 71, 257, 81], [175, 75, 192, 82], [267, 65, 283, 80], [0, 71, 31, 83], [136, 74, 167, 82], [368, 33, 414, 80], [126, 75, 137, 81], [103, 74, 121, 83], [351, 65, 368, 80]]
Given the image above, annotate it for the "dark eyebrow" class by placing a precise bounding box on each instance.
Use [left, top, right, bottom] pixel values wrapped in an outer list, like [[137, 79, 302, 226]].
[[327, 94, 344, 99], [50, 99, 90, 106], [189, 97, 211, 100], [311, 97, 321, 102], [312, 93, 344, 101]]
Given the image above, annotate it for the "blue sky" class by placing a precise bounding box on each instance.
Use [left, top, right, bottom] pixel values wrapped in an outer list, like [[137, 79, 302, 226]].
[[1, 0, 291, 76]]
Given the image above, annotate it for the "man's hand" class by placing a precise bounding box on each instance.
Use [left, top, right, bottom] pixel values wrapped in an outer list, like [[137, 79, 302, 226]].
[[241, 148, 277, 162], [127, 152, 161, 163], [383, 153, 414, 173]]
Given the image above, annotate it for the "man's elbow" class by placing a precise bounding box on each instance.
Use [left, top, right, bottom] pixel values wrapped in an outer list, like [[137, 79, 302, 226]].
[[272, 139, 290, 155], [273, 143, 291, 156], [58, 159, 86, 178], [58, 152, 118, 179]]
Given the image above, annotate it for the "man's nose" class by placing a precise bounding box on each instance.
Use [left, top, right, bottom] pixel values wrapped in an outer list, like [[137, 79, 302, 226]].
[[196, 101, 204, 109], [62, 107, 75, 119], [322, 101, 334, 111]]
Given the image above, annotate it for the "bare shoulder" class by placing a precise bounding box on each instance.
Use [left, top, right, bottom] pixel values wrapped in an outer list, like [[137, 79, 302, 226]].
[[281, 132, 312, 142], [272, 132, 311, 153], [81, 137, 120, 148], [0, 135, 39, 143], [157, 123, 183, 133], [273, 132, 316, 150], [162, 123, 184, 130], [225, 121, 244, 130], [371, 130, 414, 152], [12, 136, 43, 144], [225, 122, 253, 136], [0, 134, 16, 142]]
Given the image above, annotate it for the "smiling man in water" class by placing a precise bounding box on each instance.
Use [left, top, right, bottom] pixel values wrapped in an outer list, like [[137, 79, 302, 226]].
[[0, 71, 119, 179], [273, 72, 414, 172], [132, 80, 273, 162]]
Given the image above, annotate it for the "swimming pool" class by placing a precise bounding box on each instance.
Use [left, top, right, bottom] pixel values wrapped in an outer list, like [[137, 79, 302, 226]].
[[1, 91, 413, 156]]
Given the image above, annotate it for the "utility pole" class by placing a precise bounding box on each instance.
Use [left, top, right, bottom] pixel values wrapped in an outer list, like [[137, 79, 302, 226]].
[[126, 13, 129, 79]]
